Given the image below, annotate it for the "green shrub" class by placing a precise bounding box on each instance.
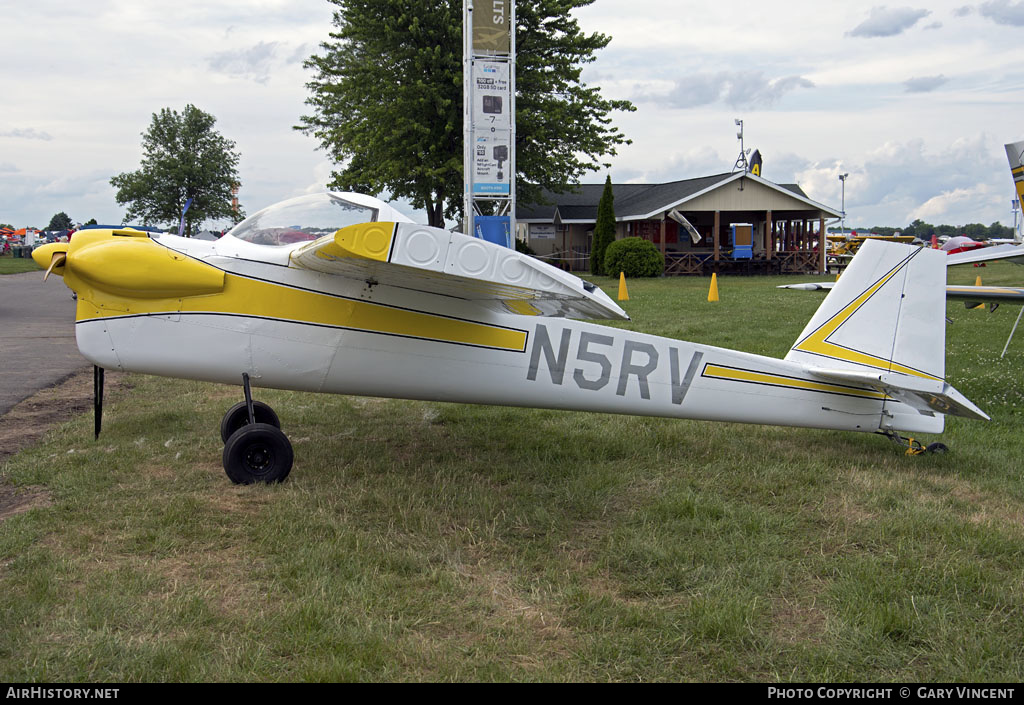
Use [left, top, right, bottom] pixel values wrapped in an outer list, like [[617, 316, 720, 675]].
[[514, 238, 536, 256], [602, 237, 664, 278]]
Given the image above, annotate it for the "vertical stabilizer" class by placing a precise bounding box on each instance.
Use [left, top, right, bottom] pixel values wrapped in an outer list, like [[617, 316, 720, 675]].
[[1006, 140, 1024, 242], [785, 240, 947, 383]]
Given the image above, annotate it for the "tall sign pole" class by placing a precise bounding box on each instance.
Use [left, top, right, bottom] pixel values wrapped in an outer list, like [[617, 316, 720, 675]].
[[463, 0, 516, 247]]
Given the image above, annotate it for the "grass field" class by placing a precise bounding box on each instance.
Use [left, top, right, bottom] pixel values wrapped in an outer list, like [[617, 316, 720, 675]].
[[1, 263, 1023, 682], [0, 254, 39, 275]]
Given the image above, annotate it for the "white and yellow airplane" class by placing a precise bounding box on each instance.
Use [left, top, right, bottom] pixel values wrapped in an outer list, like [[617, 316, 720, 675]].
[[33, 192, 986, 483]]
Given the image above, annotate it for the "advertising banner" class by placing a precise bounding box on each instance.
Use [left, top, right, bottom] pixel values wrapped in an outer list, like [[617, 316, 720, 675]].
[[472, 0, 511, 53], [471, 60, 511, 195]]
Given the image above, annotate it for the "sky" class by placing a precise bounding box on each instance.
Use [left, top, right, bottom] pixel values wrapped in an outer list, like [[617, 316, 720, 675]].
[[2, 0, 1023, 231]]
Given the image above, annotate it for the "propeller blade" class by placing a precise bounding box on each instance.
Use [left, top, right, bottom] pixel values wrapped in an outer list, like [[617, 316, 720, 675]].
[[94, 366, 104, 440], [43, 252, 66, 281]]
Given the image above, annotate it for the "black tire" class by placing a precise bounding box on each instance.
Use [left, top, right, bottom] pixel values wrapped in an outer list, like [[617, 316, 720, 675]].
[[926, 442, 949, 455], [223, 423, 294, 484], [220, 400, 280, 443]]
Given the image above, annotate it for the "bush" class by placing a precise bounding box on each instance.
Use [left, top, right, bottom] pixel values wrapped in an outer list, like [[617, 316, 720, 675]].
[[602, 237, 664, 278], [514, 238, 536, 256]]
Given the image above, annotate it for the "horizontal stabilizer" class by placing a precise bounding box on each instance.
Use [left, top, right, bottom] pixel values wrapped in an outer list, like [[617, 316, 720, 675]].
[[290, 222, 628, 320], [807, 367, 989, 421]]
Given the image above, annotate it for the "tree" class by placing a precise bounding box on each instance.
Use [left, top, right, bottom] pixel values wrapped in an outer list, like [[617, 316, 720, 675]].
[[84, 218, 98, 227], [298, 0, 634, 228], [903, 219, 934, 238], [591, 175, 616, 275], [110, 105, 242, 236], [963, 223, 987, 239], [46, 212, 73, 231]]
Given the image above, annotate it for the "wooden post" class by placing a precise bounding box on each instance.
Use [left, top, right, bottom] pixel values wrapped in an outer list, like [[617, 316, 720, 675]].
[[766, 210, 773, 261], [713, 211, 720, 262], [819, 215, 826, 274], [660, 217, 666, 258]]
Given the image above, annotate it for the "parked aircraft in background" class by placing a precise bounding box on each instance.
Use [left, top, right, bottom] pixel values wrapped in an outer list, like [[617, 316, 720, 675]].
[[33, 193, 986, 483]]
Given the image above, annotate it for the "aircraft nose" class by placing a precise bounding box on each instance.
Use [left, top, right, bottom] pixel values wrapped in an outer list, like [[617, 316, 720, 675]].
[[32, 242, 69, 279]]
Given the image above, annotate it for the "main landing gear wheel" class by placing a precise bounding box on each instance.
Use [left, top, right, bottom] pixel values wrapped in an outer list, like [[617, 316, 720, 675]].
[[220, 372, 293, 483], [883, 431, 949, 456], [223, 423, 294, 484], [220, 400, 281, 443]]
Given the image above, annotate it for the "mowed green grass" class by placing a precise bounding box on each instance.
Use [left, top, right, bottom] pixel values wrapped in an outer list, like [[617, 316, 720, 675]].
[[2, 263, 1023, 682], [0, 255, 39, 274]]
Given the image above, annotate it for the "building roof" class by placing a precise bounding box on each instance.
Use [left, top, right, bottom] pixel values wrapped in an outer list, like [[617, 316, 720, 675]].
[[518, 172, 839, 223]]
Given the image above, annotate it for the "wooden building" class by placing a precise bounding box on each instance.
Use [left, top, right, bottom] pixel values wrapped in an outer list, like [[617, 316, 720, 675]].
[[517, 172, 842, 275]]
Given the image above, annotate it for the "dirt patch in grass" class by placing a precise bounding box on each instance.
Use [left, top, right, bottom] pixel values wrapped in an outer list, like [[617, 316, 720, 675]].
[[0, 369, 127, 522], [770, 588, 830, 646], [0, 485, 52, 521], [0, 369, 114, 464]]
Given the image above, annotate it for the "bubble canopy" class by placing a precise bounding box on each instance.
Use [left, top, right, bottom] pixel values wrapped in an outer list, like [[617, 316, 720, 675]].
[[225, 193, 411, 247]]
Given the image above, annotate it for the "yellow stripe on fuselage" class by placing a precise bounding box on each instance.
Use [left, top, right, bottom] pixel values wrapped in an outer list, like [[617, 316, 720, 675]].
[[703, 364, 887, 399], [75, 269, 528, 352]]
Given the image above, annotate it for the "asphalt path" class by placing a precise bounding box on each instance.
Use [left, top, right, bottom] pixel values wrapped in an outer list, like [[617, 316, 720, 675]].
[[0, 271, 87, 415]]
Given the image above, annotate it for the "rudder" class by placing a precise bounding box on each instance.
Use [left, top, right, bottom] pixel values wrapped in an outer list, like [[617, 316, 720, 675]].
[[785, 240, 947, 384]]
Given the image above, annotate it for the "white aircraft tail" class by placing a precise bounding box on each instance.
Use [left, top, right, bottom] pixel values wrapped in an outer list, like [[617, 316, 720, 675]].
[[1006, 140, 1024, 243], [786, 240, 944, 378], [785, 240, 987, 422]]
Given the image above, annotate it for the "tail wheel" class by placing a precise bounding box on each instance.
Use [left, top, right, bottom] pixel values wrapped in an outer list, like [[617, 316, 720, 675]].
[[223, 423, 293, 484], [220, 400, 281, 443]]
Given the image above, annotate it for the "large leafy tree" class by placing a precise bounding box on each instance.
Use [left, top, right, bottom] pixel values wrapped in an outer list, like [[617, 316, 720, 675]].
[[46, 212, 73, 231], [298, 0, 633, 228], [110, 105, 242, 236]]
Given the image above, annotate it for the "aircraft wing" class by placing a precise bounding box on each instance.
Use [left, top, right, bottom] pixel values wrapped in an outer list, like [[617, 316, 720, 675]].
[[780, 281, 1024, 304], [806, 367, 990, 421], [289, 222, 629, 320], [944, 285, 1024, 303], [777, 282, 834, 291], [946, 244, 1024, 267]]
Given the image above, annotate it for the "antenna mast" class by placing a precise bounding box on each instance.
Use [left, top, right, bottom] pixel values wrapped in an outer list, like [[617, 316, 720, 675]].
[[733, 119, 750, 173]]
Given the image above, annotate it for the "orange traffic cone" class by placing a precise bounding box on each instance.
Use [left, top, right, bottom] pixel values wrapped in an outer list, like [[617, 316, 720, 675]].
[[708, 273, 719, 302], [618, 271, 629, 301], [972, 275, 985, 309]]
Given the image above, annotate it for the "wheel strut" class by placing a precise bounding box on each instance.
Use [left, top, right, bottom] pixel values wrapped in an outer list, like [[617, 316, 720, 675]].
[[881, 430, 948, 456], [242, 372, 255, 425]]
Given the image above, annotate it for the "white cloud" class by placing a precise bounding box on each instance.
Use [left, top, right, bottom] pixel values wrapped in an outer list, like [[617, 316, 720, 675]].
[[207, 42, 282, 84], [2, 0, 1023, 230], [847, 6, 932, 37], [206, 41, 307, 84], [792, 137, 1009, 227], [640, 72, 814, 110], [903, 75, 949, 92], [910, 184, 996, 222], [0, 128, 54, 141], [979, 0, 1024, 25]]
